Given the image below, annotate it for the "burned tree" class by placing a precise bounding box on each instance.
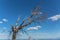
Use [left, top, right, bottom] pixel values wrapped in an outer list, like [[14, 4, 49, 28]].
[[10, 6, 47, 40]]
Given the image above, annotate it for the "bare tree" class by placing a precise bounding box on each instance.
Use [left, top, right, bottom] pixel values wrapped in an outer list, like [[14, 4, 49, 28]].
[[9, 6, 46, 40]]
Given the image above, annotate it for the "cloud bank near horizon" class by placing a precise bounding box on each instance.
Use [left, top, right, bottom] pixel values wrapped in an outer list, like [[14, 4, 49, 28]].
[[0, 32, 60, 39]]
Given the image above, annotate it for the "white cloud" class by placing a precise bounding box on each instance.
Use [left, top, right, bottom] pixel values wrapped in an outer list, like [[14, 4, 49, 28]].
[[2, 18, 8, 22], [48, 14, 60, 21], [0, 18, 8, 24], [27, 26, 41, 30], [0, 21, 3, 24]]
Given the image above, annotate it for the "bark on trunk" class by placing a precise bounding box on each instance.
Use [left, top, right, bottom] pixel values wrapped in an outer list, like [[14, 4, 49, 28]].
[[12, 32, 17, 40]]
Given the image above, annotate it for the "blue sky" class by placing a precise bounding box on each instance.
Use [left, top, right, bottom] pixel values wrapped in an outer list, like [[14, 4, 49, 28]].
[[0, 0, 60, 39]]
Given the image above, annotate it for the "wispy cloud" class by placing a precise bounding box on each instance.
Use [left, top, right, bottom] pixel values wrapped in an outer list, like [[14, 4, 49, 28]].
[[0, 18, 8, 24], [2, 18, 8, 22], [27, 26, 41, 30], [48, 14, 60, 21], [0, 21, 3, 24], [40, 12, 43, 14]]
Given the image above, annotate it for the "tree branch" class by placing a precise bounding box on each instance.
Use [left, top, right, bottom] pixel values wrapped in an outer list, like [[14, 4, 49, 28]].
[[19, 15, 33, 26], [17, 7, 41, 30], [18, 19, 34, 30]]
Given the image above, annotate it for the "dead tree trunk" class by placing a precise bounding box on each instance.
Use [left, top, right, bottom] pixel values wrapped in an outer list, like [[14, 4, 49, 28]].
[[10, 6, 46, 40], [12, 32, 17, 40], [11, 26, 18, 40]]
